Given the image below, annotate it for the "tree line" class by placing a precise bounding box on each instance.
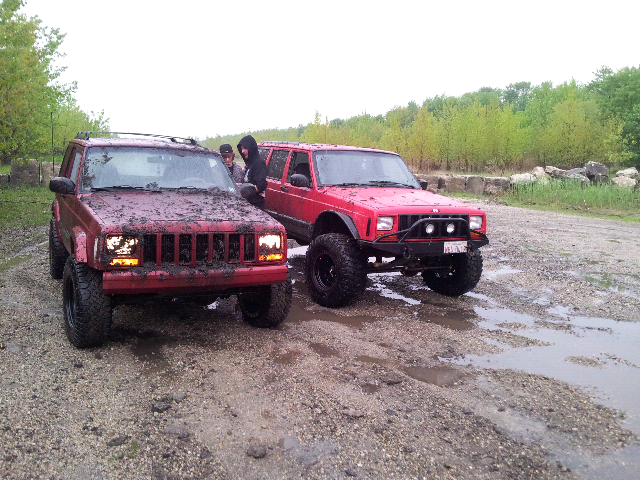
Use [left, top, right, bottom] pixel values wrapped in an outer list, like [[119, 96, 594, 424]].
[[203, 68, 640, 174], [0, 0, 109, 166]]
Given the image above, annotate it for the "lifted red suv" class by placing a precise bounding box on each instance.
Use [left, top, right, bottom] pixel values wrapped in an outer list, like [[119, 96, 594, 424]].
[[49, 132, 291, 348], [259, 141, 488, 308]]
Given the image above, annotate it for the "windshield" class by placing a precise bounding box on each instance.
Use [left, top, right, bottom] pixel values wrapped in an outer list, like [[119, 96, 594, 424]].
[[313, 150, 420, 188], [80, 146, 238, 193]]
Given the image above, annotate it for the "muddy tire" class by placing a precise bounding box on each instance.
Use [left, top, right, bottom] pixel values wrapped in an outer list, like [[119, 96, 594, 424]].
[[421, 247, 483, 297], [238, 271, 292, 328], [62, 256, 112, 348], [305, 233, 366, 308], [49, 219, 69, 280]]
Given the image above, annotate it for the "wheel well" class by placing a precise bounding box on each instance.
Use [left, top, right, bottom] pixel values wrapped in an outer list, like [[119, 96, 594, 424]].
[[312, 211, 359, 240]]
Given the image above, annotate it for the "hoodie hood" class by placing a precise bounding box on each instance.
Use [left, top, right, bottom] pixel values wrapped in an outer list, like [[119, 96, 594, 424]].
[[237, 135, 259, 164]]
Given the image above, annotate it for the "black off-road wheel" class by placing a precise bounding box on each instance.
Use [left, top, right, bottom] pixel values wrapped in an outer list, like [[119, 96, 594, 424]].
[[49, 219, 69, 280], [238, 271, 292, 328], [62, 256, 112, 348], [421, 247, 483, 297], [305, 233, 367, 308]]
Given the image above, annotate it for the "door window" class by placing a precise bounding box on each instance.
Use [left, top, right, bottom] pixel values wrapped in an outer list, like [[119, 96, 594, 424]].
[[286, 151, 310, 184], [267, 149, 290, 181]]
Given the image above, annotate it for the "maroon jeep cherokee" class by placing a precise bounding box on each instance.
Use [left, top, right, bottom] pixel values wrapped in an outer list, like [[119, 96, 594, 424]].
[[49, 132, 291, 348], [259, 141, 489, 308]]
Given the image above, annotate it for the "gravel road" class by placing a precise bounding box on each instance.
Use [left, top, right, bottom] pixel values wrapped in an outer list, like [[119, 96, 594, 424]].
[[1, 201, 639, 480]]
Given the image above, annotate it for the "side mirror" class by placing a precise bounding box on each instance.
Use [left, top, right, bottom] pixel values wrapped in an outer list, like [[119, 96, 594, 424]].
[[290, 174, 311, 188], [419, 179, 429, 190], [238, 183, 257, 199], [49, 177, 76, 195]]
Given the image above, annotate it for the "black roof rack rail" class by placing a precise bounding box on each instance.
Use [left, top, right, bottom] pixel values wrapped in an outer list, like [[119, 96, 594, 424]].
[[75, 131, 199, 146], [262, 141, 300, 145]]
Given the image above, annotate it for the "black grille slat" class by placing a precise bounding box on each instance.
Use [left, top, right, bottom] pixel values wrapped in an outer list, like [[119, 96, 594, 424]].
[[179, 234, 191, 264], [161, 234, 174, 263], [196, 234, 208, 263], [398, 214, 469, 239], [144, 234, 157, 264], [244, 235, 255, 262], [212, 234, 224, 261], [228, 234, 240, 262]]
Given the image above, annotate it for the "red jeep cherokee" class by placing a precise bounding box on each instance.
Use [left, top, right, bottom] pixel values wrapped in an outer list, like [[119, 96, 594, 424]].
[[49, 132, 291, 348], [259, 141, 488, 308]]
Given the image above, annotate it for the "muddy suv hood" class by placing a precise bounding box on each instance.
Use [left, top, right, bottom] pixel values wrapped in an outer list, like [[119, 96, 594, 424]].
[[82, 190, 273, 225]]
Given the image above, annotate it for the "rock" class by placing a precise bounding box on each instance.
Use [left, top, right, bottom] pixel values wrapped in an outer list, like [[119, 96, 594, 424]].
[[246, 444, 267, 458], [151, 402, 172, 413], [380, 375, 403, 385], [563, 168, 589, 183], [531, 167, 550, 184], [466, 176, 485, 195], [344, 409, 365, 418], [442, 175, 467, 192], [484, 177, 510, 195], [584, 162, 609, 184], [612, 176, 637, 188], [106, 435, 129, 447], [345, 468, 358, 476], [509, 173, 536, 186], [164, 424, 190, 439], [0, 174, 9, 185], [173, 393, 187, 403], [616, 167, 638, 180], [545, 166, 566, 178]]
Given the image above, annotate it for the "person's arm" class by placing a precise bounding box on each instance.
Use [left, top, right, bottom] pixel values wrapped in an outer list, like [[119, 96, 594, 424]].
[[252, 161, 268, 194]]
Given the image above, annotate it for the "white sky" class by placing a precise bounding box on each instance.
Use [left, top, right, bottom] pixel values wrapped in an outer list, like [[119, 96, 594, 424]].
[[21, 0, 640, 141]]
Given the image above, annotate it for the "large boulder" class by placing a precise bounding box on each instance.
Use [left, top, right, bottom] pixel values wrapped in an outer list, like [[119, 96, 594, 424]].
[[40, 161, 57, 186], [442, 175, 467, 192], [563, 168, 589, 183], [531, 166, 550, 184], [545, 166, 566, 179], [11, 158, 39, 186], [584, 162, 609, 184], [612, 176, 637, 188], [616, 167, 638, 180], [466, 176, 485, 195], [509, 173, 536, 186], [484, 177, 510, 195]]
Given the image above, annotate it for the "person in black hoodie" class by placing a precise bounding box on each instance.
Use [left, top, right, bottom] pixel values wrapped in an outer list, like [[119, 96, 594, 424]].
[[237, 135, 267, 210]]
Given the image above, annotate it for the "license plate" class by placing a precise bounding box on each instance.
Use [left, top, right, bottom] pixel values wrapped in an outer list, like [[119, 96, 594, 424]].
[[444, 241, 467, 254]]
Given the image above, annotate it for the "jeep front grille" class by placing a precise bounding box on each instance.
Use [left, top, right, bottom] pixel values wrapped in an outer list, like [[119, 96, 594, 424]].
[[142, 233, 257, 266], [398, 214, 469, 239]]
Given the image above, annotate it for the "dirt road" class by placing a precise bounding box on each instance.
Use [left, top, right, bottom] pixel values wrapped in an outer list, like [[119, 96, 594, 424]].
[[1, 201, 639, 480]]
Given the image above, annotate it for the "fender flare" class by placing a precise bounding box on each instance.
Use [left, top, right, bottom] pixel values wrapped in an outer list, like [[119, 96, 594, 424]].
[[312, 210, 360, 240], [71, 226, 88, 263]]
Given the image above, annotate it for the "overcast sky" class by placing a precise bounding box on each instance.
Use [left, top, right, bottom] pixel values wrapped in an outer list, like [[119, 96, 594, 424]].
[[20, 0, 640, 141]]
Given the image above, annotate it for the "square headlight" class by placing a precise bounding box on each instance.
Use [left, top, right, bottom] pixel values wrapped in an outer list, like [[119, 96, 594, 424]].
[[377, 216, 394, 231], [259, 234, 283, 261], [470, 216, 483, 230], [106, 235, 138, 256]]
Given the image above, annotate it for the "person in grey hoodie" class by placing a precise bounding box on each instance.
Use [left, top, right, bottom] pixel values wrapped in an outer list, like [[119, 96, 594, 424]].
[[237, 135, 267, 210]]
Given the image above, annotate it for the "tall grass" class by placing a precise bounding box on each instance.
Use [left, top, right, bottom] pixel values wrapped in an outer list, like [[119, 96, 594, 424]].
[[505, 179, 640, 219], [0, 185, 54, 229]]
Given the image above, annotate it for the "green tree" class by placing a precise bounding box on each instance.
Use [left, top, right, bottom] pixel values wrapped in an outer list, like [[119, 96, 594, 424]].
[[407, 107, 437, 171], [0, 0, 74, 164], [589, 65, 640, 161]]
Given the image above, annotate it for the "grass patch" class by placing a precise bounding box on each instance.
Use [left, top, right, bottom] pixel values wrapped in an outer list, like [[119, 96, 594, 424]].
[[0, 184, 54, 229], [500, 180, 640, 222]]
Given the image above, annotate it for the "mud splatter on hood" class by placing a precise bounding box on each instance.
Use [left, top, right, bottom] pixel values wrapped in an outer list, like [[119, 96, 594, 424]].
[[82, 190, 278, 226]]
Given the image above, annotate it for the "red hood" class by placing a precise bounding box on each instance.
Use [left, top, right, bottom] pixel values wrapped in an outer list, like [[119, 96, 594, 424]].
[[81, 190, 276, 227], [324, 186, 476, 211]]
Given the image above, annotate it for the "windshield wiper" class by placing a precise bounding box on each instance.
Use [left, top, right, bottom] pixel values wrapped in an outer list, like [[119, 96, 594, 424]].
[[326, 182, 362, 187], [363, 180, 415, 188], [90, 185, 154, 191]]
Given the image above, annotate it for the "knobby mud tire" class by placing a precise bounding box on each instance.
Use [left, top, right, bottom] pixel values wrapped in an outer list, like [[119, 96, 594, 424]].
[[49, 219, 69, 280], [238, 271, 292, 328], [62, 256, 112, 348], [305, 233, 367, 308], [421, 247, 483, 297]]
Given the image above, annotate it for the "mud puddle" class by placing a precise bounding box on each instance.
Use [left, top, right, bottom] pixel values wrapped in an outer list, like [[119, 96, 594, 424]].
[[355, 354, 468, 387], [445, 304, 640, 479], [284, 298, 377, 329]]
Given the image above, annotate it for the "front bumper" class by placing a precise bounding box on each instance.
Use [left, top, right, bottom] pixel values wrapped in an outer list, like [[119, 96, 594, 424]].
[[360, 217, 489, 257], [102, 264, 288, 295]]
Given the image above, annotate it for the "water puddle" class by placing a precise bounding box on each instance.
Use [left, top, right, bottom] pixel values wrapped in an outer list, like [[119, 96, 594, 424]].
[[309, 342, 340, 358], [419, 307, 474, 331], [113, 327, 173, 375], [355, 355, 466, 386], [284, 298, 377, 329], [273, 349, 303, 365], [447, 307, 640, 436]]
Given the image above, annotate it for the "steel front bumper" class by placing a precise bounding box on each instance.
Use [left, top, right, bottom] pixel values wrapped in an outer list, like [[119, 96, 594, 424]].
[[102, 264, 288, 295]]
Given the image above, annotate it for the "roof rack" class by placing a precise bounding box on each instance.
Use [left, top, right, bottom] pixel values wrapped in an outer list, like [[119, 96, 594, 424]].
[[75, 132, 199, 146], [262, 141, 300, 145]]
